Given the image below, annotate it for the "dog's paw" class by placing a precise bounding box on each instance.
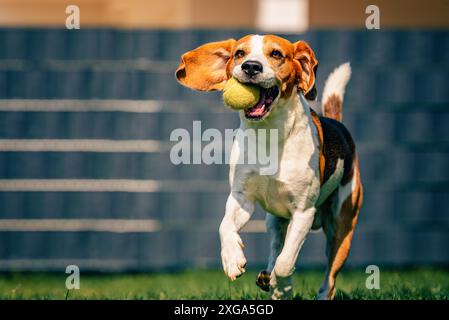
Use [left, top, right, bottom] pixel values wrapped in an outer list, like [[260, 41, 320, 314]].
[[317, 286, 336, 300], [269, 271, 293, 300], [316, 291, 329, 300], [256, 270, 271, 292], [221, 233, 247, 281]]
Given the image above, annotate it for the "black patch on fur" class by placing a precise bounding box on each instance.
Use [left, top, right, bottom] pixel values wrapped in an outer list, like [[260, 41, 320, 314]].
[[319, 116, 355, 185], [305, 85, 317, 100]]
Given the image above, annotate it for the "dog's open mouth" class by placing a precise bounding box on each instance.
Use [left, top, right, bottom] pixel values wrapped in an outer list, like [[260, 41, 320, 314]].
[[244, 86, 280, 120]]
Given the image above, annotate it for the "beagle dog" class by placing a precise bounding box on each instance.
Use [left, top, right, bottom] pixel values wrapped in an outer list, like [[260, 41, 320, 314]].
[[175, 35, 363, 300]]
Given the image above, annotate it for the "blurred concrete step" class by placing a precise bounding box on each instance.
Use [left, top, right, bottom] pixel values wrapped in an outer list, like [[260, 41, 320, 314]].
[[0, 190, 228, 220], [1, 148, 448, 183], [1, 67, 448, 103], [0, 226, 447, 270], [1, 29, 448, 66], [0, 108, 238, 139], [0, 152, 229, 180], [1, 108, 448, 146]]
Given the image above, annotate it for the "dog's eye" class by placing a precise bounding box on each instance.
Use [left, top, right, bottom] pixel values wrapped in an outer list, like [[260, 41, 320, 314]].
[[235, 50, 245, 59], [270, 50, 283, 59]]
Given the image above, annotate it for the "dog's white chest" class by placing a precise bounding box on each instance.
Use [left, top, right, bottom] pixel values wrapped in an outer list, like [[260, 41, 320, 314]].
[[238, 130, 321, 218], [245, 175, 292, 218], [229, 94, 322, 217]]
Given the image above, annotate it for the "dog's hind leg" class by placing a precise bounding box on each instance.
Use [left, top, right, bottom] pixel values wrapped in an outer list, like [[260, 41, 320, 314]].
[[318, 169, 363, 300], [256, 214, 289, 293]]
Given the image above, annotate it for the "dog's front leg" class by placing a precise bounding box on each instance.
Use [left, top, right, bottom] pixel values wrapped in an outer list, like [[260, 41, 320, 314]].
[[270, 207, 316, 299], [219, 191, 255, 281]]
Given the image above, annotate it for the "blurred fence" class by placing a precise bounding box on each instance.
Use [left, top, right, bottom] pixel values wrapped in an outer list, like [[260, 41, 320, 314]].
[[0, 28, 448, 271]]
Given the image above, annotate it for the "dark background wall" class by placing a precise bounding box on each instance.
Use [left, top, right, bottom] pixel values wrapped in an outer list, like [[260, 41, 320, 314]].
[[0, 28, 448, 271]]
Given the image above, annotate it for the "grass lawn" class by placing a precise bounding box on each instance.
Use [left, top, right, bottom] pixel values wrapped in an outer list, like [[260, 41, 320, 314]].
[[0, 268, 447, 300]]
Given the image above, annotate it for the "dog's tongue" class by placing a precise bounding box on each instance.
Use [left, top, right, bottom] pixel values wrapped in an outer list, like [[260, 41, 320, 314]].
[[245, 90, 266, 117], [246, 103, 265, 117]]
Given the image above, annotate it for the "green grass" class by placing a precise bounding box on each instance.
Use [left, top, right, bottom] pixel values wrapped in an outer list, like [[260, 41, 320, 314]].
[[0, 268, 448, 300]]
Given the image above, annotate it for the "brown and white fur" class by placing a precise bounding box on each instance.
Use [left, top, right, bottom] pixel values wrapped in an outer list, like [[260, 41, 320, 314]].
[[175, 35, 363, 300]]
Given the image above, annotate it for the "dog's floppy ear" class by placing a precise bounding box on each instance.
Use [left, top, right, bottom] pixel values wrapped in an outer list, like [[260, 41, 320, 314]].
[[293, 41, 318, 98], [175, 39, 236, 91], [304, 64, 318, 100]]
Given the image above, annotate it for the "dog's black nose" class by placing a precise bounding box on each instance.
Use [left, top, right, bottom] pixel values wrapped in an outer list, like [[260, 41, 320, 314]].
[[241, 60, 263, 77]]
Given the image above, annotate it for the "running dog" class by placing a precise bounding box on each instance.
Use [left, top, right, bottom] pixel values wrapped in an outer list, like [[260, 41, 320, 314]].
[[175, 35, 363, 300]]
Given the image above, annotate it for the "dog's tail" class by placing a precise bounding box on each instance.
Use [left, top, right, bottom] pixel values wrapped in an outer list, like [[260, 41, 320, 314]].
[[321, 62, 351, 122]]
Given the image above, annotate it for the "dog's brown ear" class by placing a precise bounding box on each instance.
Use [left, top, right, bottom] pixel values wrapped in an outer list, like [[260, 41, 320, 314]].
[[304, 64, 318, 100], [293, 41, 318, 97], [175, 39, 236, 91]]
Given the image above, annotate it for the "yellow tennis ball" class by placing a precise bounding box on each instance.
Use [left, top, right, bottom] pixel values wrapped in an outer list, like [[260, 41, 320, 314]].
[[223, 78, 260, 110]]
